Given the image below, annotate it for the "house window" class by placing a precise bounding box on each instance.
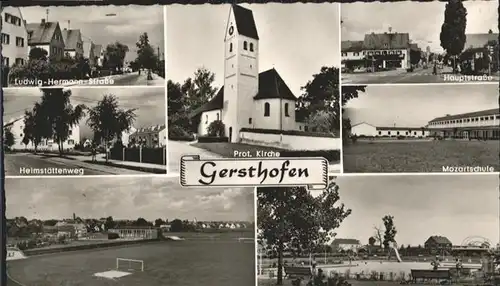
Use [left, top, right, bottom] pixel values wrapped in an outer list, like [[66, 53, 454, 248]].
[[28, 31, 33, 38], [490, 116, 494, 120], [341, 52, 347, 56], [229, 42, 233, 53], [388, 131, 391, 135], [68, 130, 72, 135], [496, 115, 500, 119], [264, 102, 270, 117], [1, 33, 10, 45], [396, 131, 400, 135], [304, 126, 309, 131], [249, 118, 252, 124], [405, 131, 409, 135], [422, 131, 425, 135], [15, 58, 24, 65], [249, 43, 254, 52], [243, 41, 248, 50], [299, 126, 302, 130], [284, 103, 289, 117], [205, 115, 208, 124], [15, 37, 24, 47], [413, 132, 417, 135], [68, 140, 75, 145]]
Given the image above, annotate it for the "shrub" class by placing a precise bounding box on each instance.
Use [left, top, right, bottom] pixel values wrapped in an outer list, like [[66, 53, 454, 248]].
[[198, 136, 229, 143], [240, 128, 337, 138], [108, 233, 119, 240], [207, 120, 225, 137], [279, 149, 340, 162], [9, 59, 50, 84], [168, 125, 194, 141]]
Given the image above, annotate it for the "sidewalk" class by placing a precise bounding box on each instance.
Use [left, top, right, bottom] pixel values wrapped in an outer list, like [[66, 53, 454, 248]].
[[68, 154, 167, 174], [146, 73, 165, 86]]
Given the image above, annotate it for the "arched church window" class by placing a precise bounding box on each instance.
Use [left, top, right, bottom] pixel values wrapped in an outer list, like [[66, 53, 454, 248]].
[[216, 113, 220, 121], [249, 118, 252, 124], [243, 41, 248, 50], [264, 102, 270, 117], [229, 43, 233, 53], [284, 103, 289, 117], [205, 115, 208, 124], [249, 43, 254, 52]]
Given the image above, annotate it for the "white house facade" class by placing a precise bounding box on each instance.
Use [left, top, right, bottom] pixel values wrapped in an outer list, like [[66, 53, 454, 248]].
[[190, 4, 303, 143], [1, 7, 29, 67], [4, 116, 80, 150], [351, 122, 430, 137]]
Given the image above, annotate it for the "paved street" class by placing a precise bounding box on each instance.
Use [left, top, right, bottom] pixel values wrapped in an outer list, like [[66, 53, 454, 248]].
[[82, 71, 164, 86], [4, 153, 152, 176], [342, 67, 499, 84], [168, 140, 222, 174]]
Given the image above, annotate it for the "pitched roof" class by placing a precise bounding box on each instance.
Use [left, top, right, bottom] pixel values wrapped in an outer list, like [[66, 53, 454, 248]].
[[351, 122, 376, 128], [94, 44, 102, 57], [83, 41, 94, 58], [332, 238, 360, 245], [341, 41, 364, 52], [427, 236, 452, 245], [464, 33, 499, 50], [62, 29, 82, 51], [132, 124, 166, 134], [363, 32, 410, 50], [232, 4, 259, 40], [190, 68, 297, 118], [428, 108, 499, 123], [26, 21, 60, 45]]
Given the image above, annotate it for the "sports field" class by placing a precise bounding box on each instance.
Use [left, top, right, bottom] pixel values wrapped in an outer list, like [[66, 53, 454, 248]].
[[343, 140, 499, 172], [7, 236, 255, 285]]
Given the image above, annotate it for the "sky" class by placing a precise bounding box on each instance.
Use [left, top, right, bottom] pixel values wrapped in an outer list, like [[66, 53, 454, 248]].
[[3, 87, 166, 139], [310, 175, 499, 246], [5, 176, 255, 222], [341, 1, 498, 53], [167, 3, 340, 98], [20, 5, 164, 63], [343, 84, 497, 128]]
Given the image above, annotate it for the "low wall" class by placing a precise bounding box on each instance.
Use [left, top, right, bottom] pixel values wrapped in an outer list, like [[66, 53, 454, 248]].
[[23, 238, 161, 257], [240, 132, 340, 150]]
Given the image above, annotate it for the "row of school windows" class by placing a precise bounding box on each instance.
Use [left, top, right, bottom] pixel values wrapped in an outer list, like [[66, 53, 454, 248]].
[[429, 115, 500, 126], [378, 130, 426, 136], [204, 102, 292, 124], [229, 41, 254, 53]]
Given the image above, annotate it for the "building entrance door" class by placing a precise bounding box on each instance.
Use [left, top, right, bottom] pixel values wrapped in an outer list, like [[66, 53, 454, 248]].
[[228, 127, 232, 142], [463, 131, 469, 139]]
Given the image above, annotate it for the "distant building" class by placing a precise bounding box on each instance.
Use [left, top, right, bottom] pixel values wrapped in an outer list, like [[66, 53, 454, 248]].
[[350, 122, 430, 138], [464, 31, 499, 50], [93, 44, 104, 67], [331, 238, 361, 252], [62, 28, 83, 58], [108, 226, 159, 240], [129, 124, 166, 148], [82, 40, 96, 68], [427, 108, 500, 140], [121, 126, 138, 146], [3, 115, 80, 150], [1, 7, 29, 67], [26, 19, 65, 61], [425, 236, 453, 249]]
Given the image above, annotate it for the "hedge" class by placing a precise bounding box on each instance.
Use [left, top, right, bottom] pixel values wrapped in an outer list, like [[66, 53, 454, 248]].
[[240, 128, 337, 138], [279, 149, 340, 162], [198, 136, 229, 143], [110, 147, 166, 165]]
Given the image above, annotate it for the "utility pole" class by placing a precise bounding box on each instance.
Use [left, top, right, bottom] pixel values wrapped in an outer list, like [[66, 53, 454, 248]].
[[67, 20, 70, 30], [45, 9, 49, 22]]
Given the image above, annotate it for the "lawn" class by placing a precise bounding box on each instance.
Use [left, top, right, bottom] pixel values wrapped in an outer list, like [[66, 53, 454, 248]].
[[7, 237, 255, 286], [193, 142, 340, 164], [343, 140, 500, 173]]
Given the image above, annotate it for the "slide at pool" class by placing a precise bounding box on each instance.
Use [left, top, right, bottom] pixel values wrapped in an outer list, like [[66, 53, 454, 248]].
[[390, 245, 402, 262], [6, 247, 27, 261]]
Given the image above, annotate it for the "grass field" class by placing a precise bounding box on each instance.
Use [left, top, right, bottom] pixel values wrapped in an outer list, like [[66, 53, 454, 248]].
[[7, 235, 255, 286], [343, 140, 499, 172]]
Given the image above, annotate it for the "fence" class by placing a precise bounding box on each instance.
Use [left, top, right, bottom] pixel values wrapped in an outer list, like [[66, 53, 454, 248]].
[[110, 146, 166, 165]]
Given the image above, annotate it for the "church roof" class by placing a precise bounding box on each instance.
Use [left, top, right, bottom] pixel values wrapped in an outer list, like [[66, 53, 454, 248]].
[[190, 68, 296, 118], [232, 4, 259, 40]]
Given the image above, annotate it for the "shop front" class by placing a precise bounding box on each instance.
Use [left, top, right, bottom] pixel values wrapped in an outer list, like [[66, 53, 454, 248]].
[[365, 49, 409, 70]]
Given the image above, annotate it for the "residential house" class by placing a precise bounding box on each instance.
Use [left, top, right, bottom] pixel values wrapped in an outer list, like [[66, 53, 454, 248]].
[[128, 124, 166, 148], [462, 30, 499, 73], [424, 236, 453, 250], [331, 238, 361, 252], [26, 19, 65, 61], [57, 225, 75, 237], [1, 7, 29, 67], [93, 44, 104, 67], [82, 40, 96, 68], [4, 115, 80, 151], [62, 28, 83, 58]]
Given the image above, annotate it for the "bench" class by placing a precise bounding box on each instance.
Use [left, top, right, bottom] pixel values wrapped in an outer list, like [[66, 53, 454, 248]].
[[411, 269, 451, 283], [284, 266, 311, 279]]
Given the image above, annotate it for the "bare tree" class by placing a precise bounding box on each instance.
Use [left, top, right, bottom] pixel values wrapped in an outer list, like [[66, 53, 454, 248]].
[[373, 226, 383, 247]]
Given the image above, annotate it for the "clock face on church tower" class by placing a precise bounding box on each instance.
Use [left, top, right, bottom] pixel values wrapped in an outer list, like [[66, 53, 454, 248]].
[[229, 26, 234, 36]]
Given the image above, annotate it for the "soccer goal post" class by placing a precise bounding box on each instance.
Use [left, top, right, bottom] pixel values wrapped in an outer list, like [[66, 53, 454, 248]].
[[116, 258, 144, 272]]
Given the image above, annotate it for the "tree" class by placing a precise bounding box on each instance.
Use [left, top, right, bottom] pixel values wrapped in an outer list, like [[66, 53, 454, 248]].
[[306, 110, 336, 133], [104, 42, 129, 72], [86, 94, 137, 161], [382, 215, 397, 251], [170, 219, 184, 232], [3, 126, 15, 150], [368, 236, 376, 246], [184, 67, 218, 112], [167, 80, 191, 134], [207, 120, 225, 137], [440, 0, 467, 72], [258, 181, 351, 285], [29, 47, 48, 61], [154, 218, 165, 227], [135, 32, 158, 79], [104, 216, 115, 231], [296, 67, 339, 130], [135, 218, 150, 226], [373, 226, 383, 247], [341, 85, 366, 143], [39, 88, 86, 154], [22, 103, 50, 152]]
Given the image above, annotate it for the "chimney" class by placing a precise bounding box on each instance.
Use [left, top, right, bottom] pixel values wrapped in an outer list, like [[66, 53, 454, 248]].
[[73, 213, 76, 220], [41, 19, 46, 24]]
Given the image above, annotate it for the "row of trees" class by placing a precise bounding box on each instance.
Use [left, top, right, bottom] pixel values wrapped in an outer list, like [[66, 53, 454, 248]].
[[9, 89, 137, 160], [167, 66, 342, 140]]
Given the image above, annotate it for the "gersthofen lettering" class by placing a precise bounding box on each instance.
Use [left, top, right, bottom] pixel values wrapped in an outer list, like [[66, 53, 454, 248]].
[[198, 160, 308, 185]]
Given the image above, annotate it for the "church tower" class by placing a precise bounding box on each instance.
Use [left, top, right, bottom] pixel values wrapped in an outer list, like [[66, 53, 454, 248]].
[[222, 4, 259, 143]]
